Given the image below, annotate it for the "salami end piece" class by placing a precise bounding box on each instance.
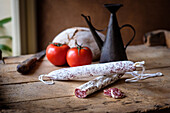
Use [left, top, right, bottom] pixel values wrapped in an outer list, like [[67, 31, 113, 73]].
[[75, 89, 87, 98], [104, 88, 125, 99]]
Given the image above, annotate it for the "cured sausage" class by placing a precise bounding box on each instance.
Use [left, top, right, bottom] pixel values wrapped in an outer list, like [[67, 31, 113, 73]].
[[39, 61, 136, 83], [39, 60, 162, 84], [75, 74, 123, 98], [38, 60, 162, 99]]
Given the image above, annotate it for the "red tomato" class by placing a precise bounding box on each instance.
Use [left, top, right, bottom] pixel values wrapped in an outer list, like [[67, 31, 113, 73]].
[[66, 46, 92, 67], [46, 43, 70, 66]]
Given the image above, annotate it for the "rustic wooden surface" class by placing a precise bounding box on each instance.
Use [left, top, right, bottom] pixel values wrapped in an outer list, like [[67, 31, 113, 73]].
[[0, 45, 170, 113]]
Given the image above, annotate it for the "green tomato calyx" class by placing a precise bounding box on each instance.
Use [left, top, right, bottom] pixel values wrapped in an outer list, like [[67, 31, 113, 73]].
[[52, 43, 63, 47]]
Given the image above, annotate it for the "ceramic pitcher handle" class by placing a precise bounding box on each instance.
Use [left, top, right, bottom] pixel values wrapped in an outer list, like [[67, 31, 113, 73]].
[[120, 24, 136, 49]]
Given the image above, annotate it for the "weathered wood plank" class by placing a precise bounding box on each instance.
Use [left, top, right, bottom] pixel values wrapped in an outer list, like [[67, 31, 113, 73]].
[[0, 60, 56, 85], [0, 67, 169, 113], [1, 97, 170, 113], [0, 57, 49, 73], [0, 45, 170, 112], [3, 54, 34, 64], [3, 54, 48, 64], [0, 60, 96, 85], [2, 45, 170, 66], [0, 81, 78, 103], [0, 45, 170, 85], [127, 45, 170, 69]]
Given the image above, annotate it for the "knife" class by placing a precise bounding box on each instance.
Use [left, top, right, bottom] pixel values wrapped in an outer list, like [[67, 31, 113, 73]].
[[17, 50, 46, 74]]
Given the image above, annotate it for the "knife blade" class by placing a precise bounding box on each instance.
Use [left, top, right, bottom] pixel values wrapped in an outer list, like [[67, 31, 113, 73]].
[[17, 50, 46, 74]]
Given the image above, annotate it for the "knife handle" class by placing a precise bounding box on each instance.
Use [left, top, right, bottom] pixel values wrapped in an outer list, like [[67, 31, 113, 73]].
[[17, 57, 37, 74]]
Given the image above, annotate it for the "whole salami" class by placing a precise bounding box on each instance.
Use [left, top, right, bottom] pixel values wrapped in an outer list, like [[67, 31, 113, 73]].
[[39, 61, 162, 84], [39, 61, 136, 83], [75, 74, 123, 98]]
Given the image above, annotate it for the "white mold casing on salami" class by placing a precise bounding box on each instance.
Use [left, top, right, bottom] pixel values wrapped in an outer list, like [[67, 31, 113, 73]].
[[45, 61, 136, 80], [75, 74, 123, 98]]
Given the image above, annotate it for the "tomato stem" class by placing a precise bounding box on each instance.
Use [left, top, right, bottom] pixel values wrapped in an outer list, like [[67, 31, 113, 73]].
[[75, 40, 88, 55], [75, 40, 83, 55], [52, 43, 63, 47]]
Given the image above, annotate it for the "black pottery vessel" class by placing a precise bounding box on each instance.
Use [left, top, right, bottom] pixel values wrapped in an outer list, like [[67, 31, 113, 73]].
[[82, 4, 136, 63]]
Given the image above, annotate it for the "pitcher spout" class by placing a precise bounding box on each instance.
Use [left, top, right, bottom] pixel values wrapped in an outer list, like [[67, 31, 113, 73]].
[[81, 14, 104, 50]]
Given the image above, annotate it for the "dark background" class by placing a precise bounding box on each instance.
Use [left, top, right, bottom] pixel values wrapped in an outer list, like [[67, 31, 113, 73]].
[[36, 0, 170, 51]]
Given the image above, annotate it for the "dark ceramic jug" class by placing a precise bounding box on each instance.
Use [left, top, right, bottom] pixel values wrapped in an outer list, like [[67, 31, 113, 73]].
[[82, 4, 136, 63]]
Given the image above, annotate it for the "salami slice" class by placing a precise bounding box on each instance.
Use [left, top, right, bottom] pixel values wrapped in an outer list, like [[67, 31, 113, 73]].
[[39, 61, 136, 82], [75, 74, 123, 98], [104, 88, 125, 99]]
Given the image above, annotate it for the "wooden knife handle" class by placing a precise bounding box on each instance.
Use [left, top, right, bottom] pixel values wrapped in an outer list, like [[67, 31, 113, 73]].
[[17, 57, 37, 74]]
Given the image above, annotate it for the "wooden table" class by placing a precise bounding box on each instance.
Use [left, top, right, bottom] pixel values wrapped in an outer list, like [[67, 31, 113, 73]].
[[0, 45, 170, 113]]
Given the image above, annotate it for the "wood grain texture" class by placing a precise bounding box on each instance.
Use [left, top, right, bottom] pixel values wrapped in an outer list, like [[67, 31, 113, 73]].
[[0, 45, 170, 112]]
